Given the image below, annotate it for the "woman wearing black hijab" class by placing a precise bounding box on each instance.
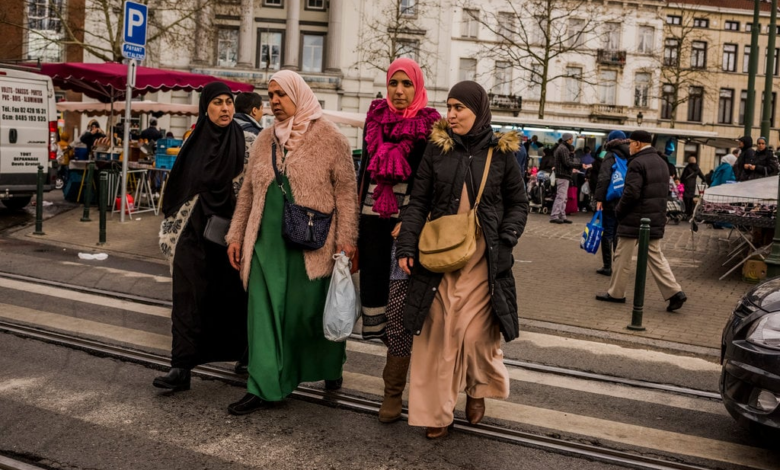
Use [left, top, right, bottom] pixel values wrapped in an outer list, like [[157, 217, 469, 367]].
[[154, 82, 251, 392], [396, 81, 529, 439]]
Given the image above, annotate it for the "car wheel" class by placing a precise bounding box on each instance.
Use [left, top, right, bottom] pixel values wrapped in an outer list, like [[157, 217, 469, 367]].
[[1, 196, 33, 211]]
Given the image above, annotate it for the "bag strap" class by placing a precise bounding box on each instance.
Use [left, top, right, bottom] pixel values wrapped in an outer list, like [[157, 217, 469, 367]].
[[271, 142, 289, 199], [474, 147, 494, 207]]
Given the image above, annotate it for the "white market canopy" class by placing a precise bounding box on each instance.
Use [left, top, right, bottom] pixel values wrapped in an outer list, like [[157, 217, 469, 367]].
[[703, 177, 778, 203]]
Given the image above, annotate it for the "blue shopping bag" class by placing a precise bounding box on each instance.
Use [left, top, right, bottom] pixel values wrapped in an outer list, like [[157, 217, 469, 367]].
[[580, 211, 604, 255], [606, 156, 628, 201]]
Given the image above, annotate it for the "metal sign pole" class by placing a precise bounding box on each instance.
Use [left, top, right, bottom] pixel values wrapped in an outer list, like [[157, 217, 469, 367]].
[[120, 59, 136, 223]]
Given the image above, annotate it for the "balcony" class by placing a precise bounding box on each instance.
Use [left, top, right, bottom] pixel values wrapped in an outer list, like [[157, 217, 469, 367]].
[[589, 104, 628, 124], [488, 93, 522, 116], [597, 49, 626, 66]]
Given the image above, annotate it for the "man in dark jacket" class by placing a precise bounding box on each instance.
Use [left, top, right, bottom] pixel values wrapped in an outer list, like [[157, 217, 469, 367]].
[[596, 130, 687, 312], [140, 119, 163, 141], [549, 133, 579, 224], [593, 130, 629, 276], [233, 92, 264, 135]]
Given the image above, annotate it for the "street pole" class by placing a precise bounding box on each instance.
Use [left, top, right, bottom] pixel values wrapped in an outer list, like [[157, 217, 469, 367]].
[[764, 1, 780, 278], [120, 59, 136, 223], [762, 0, 778, 140], [745, 0, 761, 137], [627, 218, 650, 331], [33, 165, 45, 236], [98, 172, 107, 245]]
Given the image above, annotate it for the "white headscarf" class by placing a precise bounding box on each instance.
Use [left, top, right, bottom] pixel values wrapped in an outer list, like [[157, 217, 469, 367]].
[[722, 154, 737, 166]]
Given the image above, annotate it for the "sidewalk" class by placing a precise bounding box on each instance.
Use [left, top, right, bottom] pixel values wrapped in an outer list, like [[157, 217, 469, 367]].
[[8, 205, 758, 350]]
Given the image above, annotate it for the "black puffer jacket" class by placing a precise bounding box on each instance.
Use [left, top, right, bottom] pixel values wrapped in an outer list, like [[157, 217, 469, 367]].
[[553, 142, 579, 181], [396, 120, 529, 342], [737, 145, 779, 181], [735, 136, 756, 182], [594, 139, 630, 211], [615, 146, 670, 239]]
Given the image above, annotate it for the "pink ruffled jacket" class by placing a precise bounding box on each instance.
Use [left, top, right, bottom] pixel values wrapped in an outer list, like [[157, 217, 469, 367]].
[[226, 118, 359, 288]]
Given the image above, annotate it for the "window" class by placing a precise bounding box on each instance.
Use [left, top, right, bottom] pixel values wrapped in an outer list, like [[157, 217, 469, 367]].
[[396, 39, 419, 61], [666, 15, 682, 25], [761, 91, 776, 126], [459, 58, 477, 82], [527, 65, 542, 100], [301, 34, 324, 73], [257, 31, 283, 70], [498, 12, 516, 35], [664, 38, 679, 66], [693, 18, 709, 28], [306, 0, 325, 9], [28, 0, 63, 31], [599, 70, 617, 105], [567, 18, 585, 48], [718, 89, 734, 124], [744, 45, 753, 73], [27, 0, 64, 61], [602, 23, 620, 51], [723, 44, 737, 72], [217, 28, 238, 68], [531, 17, 547, 45], [637, 26, 654, 54], [765, 48, 779, 75], [746, 23, 761, 32], [687, 86, 703, 122], [725, 21, 739, 31], [661, 84, 675, 120], [739, 90, 748, 125], [564, 67, 582, 102], [634, 72, 650, 107], [400, 0, 416, 17], [461, 9, 479, 38], [264, 0, 282, 6], [691, 41, 707, 69], [492, 61, 512, 95]]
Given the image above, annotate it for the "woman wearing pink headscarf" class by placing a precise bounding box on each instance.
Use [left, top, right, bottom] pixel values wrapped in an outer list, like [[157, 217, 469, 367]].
[[357, 58, 440, 423], [225, 70, 358, 415]]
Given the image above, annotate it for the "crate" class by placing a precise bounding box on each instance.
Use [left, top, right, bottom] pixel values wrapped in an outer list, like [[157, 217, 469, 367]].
[[74, 147, 89, 160], [156, 154, 177, 169], [155, 138, 183, 153]]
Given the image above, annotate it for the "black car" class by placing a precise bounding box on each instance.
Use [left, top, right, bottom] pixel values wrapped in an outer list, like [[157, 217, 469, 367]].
[[720, 277, 780, 436]]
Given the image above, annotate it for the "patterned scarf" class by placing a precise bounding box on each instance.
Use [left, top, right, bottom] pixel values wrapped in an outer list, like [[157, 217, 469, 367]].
[[364, 99, 440, 217]]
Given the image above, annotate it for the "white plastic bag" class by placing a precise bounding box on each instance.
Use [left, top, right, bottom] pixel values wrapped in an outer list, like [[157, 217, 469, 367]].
[[323, 253, 360, 342]]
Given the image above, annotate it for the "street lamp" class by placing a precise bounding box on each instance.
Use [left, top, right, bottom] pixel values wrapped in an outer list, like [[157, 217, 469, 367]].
[[637, 112, 644, 126]]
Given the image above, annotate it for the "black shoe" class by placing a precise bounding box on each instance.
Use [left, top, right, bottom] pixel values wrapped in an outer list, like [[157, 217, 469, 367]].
[[550, 219, 564, 224], [153, 368, 191, 392], [596, 268, 612, 276], [562, 219, 573, 224], [234, 361, 248, 375], [325, 377, 343, 391], [667, 292, 687, 312], [595, 292, 626, 303], [228, 393, 267, 415]]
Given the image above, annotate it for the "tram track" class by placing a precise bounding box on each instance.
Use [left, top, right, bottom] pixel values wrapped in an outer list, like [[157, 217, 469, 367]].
[[0, 270, 721, 402], [0, 319, 713, 470]]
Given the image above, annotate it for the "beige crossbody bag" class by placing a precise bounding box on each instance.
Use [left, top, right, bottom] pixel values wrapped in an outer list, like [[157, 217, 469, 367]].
[[418, 147, 493, 273]]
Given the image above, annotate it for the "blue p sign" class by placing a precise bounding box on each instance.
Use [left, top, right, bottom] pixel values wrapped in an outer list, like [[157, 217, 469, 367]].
[[123, 1, 148, 47]]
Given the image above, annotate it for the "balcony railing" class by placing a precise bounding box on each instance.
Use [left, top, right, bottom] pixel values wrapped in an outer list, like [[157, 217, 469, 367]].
[[597, 49, 627, 66], [488, 93, 522, 115], [589, 104, 628, 123]]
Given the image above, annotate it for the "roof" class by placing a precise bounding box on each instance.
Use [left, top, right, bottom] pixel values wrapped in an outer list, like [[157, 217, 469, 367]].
[[669, 0, 774, 13]]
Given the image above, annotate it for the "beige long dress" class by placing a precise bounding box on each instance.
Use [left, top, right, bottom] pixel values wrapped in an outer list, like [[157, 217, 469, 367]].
[[407, 185, 510, 428]]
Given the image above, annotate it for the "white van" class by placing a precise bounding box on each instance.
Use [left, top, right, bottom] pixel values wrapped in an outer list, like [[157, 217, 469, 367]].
[[0, 66, 57, 210]]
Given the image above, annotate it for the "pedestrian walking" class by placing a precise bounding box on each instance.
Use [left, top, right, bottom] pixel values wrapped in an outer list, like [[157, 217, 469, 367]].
[[154, 82, 253, 392], [225, 70, 358, 415], [356, 58, 440, 423], [234, 92, 264, 136], [593, 130, 629, 276], [395, 81, 528, 439], [680, 156, 705, 219], [549, 133, 579, 224], [596, 130, 687, 312]]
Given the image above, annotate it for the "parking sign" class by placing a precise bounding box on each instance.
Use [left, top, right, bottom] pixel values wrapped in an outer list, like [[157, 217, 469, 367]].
[[123, 1, 148, 47]]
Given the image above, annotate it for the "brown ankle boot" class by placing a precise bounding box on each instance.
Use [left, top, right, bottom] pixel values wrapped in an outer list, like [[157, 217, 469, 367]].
[[378, 353, 410, 423], [425, 424, 452, 439], [466, 396, 485, 424]]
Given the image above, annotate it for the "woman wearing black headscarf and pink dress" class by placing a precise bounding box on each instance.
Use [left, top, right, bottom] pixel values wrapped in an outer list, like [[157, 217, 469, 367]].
[[357, 58, 440, 423], [396, 81, 528, 439]]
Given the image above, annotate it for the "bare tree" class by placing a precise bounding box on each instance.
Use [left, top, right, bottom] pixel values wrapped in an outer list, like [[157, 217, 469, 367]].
[[458, 0, 613, 119], [657, 3, 719, 128], [1, 0, 218, 63], [354, 0, 440, 75]]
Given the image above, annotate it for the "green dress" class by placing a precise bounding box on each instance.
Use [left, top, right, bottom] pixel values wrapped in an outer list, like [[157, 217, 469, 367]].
[[247, 174, 346, 401]]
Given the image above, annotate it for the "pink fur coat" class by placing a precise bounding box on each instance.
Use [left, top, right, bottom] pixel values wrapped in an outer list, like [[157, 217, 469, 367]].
[[226, 118, 359, 288]]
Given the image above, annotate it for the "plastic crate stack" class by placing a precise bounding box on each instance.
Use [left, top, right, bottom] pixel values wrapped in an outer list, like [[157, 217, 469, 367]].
[[155, 138, 183, 169]]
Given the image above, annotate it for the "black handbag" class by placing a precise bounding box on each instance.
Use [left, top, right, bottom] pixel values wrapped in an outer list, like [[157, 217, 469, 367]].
[[271, 142, 333, 250], [203, 214, 231, 247]]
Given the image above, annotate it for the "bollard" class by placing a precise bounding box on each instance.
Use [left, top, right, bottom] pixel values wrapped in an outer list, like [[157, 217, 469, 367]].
[[33, 165, 45, 236], [80, 161, 95, 222], [627, 218, 651, 331], [98, 172, 107, 245]]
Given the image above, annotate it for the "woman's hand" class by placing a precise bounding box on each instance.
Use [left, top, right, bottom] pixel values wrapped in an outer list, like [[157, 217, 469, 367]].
[[338, 244, 357, 259], [391, 222, 402, 239], [227, 243, 242, 271], [398, 257, 414, 275]]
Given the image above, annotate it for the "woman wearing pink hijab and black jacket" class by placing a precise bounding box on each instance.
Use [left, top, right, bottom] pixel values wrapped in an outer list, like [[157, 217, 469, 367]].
[[225, 70, 359, 415], [357, 58, 440, 423]]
